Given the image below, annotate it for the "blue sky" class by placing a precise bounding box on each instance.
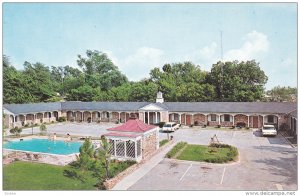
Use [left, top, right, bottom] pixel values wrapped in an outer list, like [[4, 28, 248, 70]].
[[3, 3, 297, 90]]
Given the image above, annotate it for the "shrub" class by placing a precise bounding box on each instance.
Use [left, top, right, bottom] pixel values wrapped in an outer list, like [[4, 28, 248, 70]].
[[203, 124, 207, 128], [159, 139, 169, 147], [231, 125, 236, 129], [246, 127, 250, 129], [58, 116, 66, 122], [208, 143, 238, 162], [236, 122, 246, 128], [279, 123, 289, 132], [158, 122, 166, 128], [24, 124, 29, 127], [34, 123, 38, 126], [165, 142, 187, 158], [217, 124, 221, 128], [10, 126, 22, 136], [194, 121, 199, 126], [51, 121, 55, 123], [39, 123, 47, 132]]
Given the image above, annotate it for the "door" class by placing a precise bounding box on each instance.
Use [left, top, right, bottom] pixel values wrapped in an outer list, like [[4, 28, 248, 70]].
[[252, 116, 258, 128]]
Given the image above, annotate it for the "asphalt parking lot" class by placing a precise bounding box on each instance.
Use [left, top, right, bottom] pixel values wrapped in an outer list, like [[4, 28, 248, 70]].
[[129, 128, 298, 191], [18, 123, 297, 190]]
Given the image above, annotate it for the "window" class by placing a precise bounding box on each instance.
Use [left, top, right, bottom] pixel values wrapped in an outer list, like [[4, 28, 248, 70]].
[[106, 112, 110, 118], [224, 114, 231, 122], [267, 115, 274, 123], [97, 112, 100, 118], [211, 114, 217, 121]]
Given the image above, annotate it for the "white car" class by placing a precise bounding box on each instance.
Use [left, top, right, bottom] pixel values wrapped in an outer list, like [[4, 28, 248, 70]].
[[162, 122, 180, 132], [261, 125, 277, 136]]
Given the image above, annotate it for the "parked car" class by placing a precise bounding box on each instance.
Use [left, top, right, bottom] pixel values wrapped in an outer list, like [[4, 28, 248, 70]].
[[261, 125, 277, 136], [162, 122, 180, 132]]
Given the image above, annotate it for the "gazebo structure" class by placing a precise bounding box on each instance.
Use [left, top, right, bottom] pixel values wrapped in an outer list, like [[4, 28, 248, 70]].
[[104, 117, 159, 163]]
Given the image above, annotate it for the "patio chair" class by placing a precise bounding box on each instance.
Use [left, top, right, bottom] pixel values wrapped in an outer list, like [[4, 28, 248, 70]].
[[26, 153, 33, 161], [33, 154, 42, 161]]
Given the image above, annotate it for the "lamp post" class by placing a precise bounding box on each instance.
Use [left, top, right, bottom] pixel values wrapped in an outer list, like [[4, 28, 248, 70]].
[[31, 122, 34, 135]]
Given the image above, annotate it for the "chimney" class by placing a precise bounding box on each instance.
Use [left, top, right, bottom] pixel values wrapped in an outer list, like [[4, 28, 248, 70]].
[[156, 91, 164, 103]]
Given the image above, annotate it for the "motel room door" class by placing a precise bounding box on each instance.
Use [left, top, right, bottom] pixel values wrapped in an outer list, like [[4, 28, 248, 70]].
[[252, 116, 259, 128]]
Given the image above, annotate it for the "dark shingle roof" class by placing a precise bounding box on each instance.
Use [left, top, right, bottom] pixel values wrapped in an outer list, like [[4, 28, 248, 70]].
[[164, 102, 296, 114], [61, 101, 150, 112], [289, 109, 297, 118], [3, 101, 296, 115], [3, 102, 62, 114]]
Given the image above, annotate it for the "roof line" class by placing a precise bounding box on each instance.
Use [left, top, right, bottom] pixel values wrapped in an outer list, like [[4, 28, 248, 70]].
[[286, 108, 297, 115]]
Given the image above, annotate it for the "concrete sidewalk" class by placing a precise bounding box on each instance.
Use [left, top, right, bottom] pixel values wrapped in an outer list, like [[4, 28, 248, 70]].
[[112, 142, 177, 190]]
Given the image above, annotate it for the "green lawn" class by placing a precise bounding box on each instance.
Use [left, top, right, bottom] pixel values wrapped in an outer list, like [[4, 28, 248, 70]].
[[159, 139, 169, 147], [175, 144, 238, 163], [3, 161, 98, 190]]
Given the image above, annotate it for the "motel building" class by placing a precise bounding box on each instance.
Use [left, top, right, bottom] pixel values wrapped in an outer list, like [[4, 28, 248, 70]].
[[3, 92, 297, 133]]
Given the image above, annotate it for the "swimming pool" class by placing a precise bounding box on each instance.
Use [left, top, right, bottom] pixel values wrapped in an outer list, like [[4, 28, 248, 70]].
[[3, 139, 82, 155]]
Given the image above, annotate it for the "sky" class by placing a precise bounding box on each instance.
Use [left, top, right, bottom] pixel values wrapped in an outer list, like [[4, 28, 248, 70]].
[[3, 3, 297, 90]]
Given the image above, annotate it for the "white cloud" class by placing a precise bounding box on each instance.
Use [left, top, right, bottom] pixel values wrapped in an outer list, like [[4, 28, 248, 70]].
[[107, 47, 166, 81], [224, 31, 269, 61], [280, 58, 294, 67], [183, 42, 218, 70]]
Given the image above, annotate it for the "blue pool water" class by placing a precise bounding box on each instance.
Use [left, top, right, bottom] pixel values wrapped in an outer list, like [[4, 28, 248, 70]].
[[4, 139, 82, 155]]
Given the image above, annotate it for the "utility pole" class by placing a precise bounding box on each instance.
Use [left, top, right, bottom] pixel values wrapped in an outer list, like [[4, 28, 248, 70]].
[[220, 31, 224, 101]]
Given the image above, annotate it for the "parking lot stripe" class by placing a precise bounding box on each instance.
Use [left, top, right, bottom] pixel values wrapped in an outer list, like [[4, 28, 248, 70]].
[[179, 164, 193, 181], [220, 167, 226, 185], [289, 162, 296, 171], [275, 184, 283, 190]]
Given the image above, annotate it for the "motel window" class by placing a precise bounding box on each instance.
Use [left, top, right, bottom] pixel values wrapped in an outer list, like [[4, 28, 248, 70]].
[[211, 114, 217, 121], [97, 112, 101, 118], [224, 114, 231, 122], [106, 112, 110, 118], [267, 115, 274, 123]]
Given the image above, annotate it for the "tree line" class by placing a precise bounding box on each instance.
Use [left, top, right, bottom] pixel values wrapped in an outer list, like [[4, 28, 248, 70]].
[[3, 50, 295, 104]]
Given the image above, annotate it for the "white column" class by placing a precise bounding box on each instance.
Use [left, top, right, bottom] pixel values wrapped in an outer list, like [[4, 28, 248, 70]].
[[143, 112, 146, 123], [232, 115, 235, 125], [179, 113, 182, 124], [81, 112, 83, 121], [262, 115, 265, 126], [185, 114, 187, 125], [125, 112, 127, 122], [205, 114, 208, 125], [24, 114, 27, 125], [13, 115, 15, 128], [192, 114, 194, 125], [33, 114, 36, 124], [147, 111, 150, 125], [155, 112, 158, 123], [247, 115, 250, 127], [219, 114, 221, 124], [90, 112, 92, 122]]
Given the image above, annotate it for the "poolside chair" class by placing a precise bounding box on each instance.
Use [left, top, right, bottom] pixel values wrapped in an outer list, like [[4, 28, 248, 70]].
[[26, 153, 33, 161], [33, 154, 42, 161]]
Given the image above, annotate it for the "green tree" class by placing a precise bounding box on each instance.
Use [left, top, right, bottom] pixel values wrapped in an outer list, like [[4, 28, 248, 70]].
[[39, 123, 47, 132], [207, 60, 268, 101], [76, 138, 95, 171], [150, 62, 208, 101], [77, 50, 128, 90], [22, 61, 56, 102], [66, 85, 99, 101], [95, 136, 111, 180], [265, 86, 297, 102]]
